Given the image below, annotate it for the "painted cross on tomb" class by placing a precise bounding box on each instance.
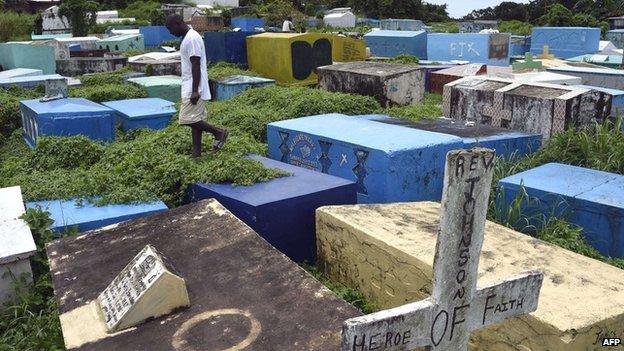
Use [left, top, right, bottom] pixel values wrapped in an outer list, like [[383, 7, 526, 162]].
[[341, 148, 544, 351]]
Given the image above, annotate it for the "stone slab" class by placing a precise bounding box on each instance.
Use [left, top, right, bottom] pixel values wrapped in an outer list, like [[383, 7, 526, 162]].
[[316, 201, 624, 350], [317, 62, 425, 107], [566, 54, 623, 69], [363, 30, 427, 59], [127, 75, 181, 103], [231, 17, 264, 31], [19, 97, 115, 147], [186, 155, 356, 262], [546, 66, 624, 90], [139, 26, 177, 48], [27, 198, 168, 235], [211, 74, 275, 101], [101, 98, 177, 131], [0, 68, 43, 79], [427, 33, 511, 67], [267, 113, 464, 203], [97, 34, 145, 52], [530, 27, 601, 59], [0, 74, 65, 89], [0, 186, 36, 305], [512, 71, 582, 85], [48, 199, 361, 350], [367, 116, 542, 159], [498, 163, 624, 257], [203, 31, 255, 66], [0, 43, 56, 74], [429, 64, 512, 94]]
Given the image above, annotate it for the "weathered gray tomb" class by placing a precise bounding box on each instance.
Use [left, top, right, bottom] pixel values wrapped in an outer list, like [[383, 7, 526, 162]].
[[341, 148, 544, 351], [317, 62, 425, 107], [443, 76, 612, 140], [47, 199, 361, 350]]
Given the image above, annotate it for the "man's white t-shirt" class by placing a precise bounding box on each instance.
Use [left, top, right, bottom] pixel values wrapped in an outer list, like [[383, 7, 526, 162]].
[[180, 28, 211, 101], [282, 20, 294, 32]]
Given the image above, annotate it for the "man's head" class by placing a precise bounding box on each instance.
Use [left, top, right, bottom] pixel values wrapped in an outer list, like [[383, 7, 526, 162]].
[[165, 14, 188, 37], [286, 16, 293, 22]]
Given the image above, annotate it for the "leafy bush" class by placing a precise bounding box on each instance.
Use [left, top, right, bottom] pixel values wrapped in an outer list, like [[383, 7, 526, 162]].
[[429, 21, 459, 33], [30, 136, 105, 171], [89, 19, 150, 34], [385, 93, 442, 121], [59, 0, 99, 37], [119, 0, 160, 21], [0, 11, 36, 42], [388, 54, 420, 65], [0, 86, 43, 140], [498, 20, 532, 36], [79, 67, 131, 86], [208, 62, 257, 80], [69, 83, 148, 102]]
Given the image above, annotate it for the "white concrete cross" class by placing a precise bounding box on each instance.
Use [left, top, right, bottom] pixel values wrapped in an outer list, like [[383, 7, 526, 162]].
[[341, 148, 544, 351]]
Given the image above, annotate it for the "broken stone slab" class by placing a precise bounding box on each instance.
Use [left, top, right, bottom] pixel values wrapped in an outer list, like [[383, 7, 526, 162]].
[[316, 201, 624, 350], [317, 62, 425, 107], [0, 186, 36, 305], [443, 76, 613, 140], [48, 199, 361, 350]]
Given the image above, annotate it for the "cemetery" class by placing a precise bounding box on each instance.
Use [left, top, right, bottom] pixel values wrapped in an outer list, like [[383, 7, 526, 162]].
[[1, 0, 624, 349]]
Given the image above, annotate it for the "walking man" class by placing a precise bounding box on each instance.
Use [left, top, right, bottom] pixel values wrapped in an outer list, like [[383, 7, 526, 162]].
[[165, 14, 228, 157], [282, 16, 295, 32]]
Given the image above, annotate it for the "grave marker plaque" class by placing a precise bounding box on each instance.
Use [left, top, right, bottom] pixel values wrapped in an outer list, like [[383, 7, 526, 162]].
[[341, 148, 544, 351]]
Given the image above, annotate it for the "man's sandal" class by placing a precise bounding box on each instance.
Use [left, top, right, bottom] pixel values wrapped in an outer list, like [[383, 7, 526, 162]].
[[212, 130, 229, 152]]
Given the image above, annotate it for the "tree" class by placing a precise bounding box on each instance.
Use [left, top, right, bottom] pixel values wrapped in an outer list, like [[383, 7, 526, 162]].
[[539, 3, 574, 26], [494, 1, 528, 21], [59, 0, 99, 37]]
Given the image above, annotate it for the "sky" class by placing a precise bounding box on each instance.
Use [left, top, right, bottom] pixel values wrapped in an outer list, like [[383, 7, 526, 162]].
[[426, 0, 530, 19]]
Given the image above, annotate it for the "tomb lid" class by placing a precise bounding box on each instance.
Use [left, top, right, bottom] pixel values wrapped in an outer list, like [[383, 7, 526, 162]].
[[127, 75, 182, 87], [362, 29, 426, 37], [547, 65, 624, 75], [54, 36, 100, 42], [198, 154, 355, 206], [0, 68, 42, 79], [218, 75, 275, 84], [0, 74, 64, 84], [504, 84, 569, 98], [47, 199, 361, 350], [433, 64, 511, 77], [317, 61, 421, 76], [574, 84, 624, 96], [20, 98, 113, 115], [269, 113, 462, 152], [0, 186, 36, 264], [98, 34, 142, 42], [499, 163, 619, 198], [101, 98, 176, 119], [575, 174, 624, 208]]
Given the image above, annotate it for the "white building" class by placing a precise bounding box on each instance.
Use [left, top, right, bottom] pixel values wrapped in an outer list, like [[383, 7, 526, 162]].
[[323, 8, 356, 28]]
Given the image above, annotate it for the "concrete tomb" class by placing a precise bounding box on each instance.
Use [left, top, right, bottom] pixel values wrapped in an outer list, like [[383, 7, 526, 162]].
[[363, 30, 427, 59], [443, 76, 613, 140], [96, 244, 189, 332], [509, 35, 531, 56], [0, 186, 36, 305], [41, 5, 70, 34], [0, 43, 56, 74], [210, 75, 275, 101], [97, 34, 145, 53], [50, 37, 100, 60], [56, 56, 128, 76], [129, 60, 181, 76], [203, 31, 255, 66], [26, 198, 167, 235], [546, 65, 624, 90], [19, 97, 115, 147], [0, 68, 42, 79], [428, 64, 511, 94], [566, 54, 623, 69], [186, 155, 356, 262], [498, 163, 624, 257], [317, 199, 624, 350], [379, 19, 425, 31], [606, 29, 624, 49], [48, 199, 361, 350], [427, 33, 511, 67], [101, 98, 176, 131], [323, 8, 356, 28], [317, 62, 425, 107], [0, 74, 65, 89], [368, 116, 542, 160], [530, 27, 601, 59], [511, 71, 582, 85], [246, 33, 366, 86], [267, 113, 464, 203], [231, 17, 264, 31], [139, 26, 177, 48], [127, 75, 182, 103], [339, 148, 544, 351], [419, 64, 456, 92], [575, 84, 624, 117]]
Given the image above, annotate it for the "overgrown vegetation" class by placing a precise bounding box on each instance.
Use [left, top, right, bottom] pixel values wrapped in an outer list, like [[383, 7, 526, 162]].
[[69, 83, 148, 102], [0, 11, 36, 42], [0, 86, 44, 141], [59, 0, 99, 37], [0, 208, 65, 350], [498, 20, 533, 36], [89, 19, 150, 34], [207, 62, 258, 80], [385, 93, 442, 121]]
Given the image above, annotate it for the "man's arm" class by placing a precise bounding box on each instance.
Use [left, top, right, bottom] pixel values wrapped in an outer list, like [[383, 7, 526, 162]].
[[190, 56, 201, 104]]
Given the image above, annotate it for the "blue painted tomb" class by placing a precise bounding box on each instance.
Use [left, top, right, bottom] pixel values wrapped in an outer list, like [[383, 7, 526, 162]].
[[101, 98, 176, 131], [26, 199, 168, 235], [204, 31, 255, 65], [139, 26, 177, 47], [20, 97, 115, 147], [212, 75, 275, 101], [267, 114, 464, 204], [186, 154, 357, 262], [0, 74, 65, 89], [498, 163, 624, 257], [427, 33, 511, 66], [363, 30, 427, 58], [231, 17, 265, 31], [530, 27, 601, 59]]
